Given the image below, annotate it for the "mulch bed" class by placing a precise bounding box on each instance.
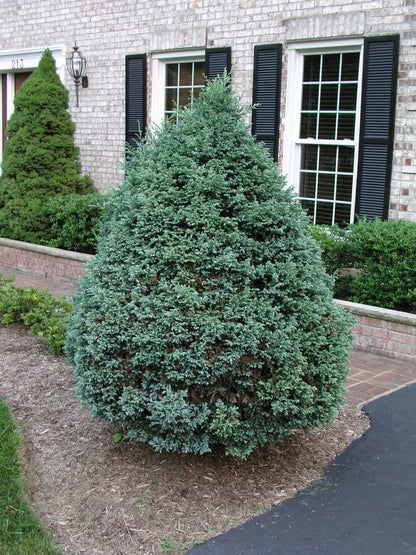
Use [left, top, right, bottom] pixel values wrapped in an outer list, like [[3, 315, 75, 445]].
[[0, 324, 369, 554]]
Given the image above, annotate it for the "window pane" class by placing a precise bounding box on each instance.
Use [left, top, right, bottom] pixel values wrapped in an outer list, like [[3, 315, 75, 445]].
[[319, 145, 337, 171], [336, 174, 353, 201], [300, 172, 316, 198], [316, 202, 334, 224], [317, 174, 335, 200], [338, 146, 354, 173], [301, 199, 315, 221], [302, 84, 319, 110], [300, 113, 317, 139], [334, 203, 351, 224], [318, 113, 336, 139], [322, 54, 340, 81], [341, 52, 359, 81], [337, 113, 355, 140], [165, 88, 177, 112], [179, 63, 193, 86], [301, 145, 318, 170], [303, 55, 320, 82], [166, 64, 178, 86], [193, 86, 203, 101], [339, 84, 357, 110], [320, 84, 338, 110], [179, 88, 192, 106], [194, 62, 205, 85]]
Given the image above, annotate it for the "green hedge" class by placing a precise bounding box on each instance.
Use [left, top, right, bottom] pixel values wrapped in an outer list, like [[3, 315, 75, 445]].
[[311, 218, 416, 313], [44, 192, 104, 254]]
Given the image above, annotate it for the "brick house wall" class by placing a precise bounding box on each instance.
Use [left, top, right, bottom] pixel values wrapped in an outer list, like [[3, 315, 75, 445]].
[[0, 0, 414, 220]]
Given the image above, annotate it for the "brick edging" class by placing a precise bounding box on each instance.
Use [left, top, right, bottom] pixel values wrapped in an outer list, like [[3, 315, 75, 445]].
[[0, 237, 93, 285], [335, 299, 416, 362], [0, 237, 93, 262]]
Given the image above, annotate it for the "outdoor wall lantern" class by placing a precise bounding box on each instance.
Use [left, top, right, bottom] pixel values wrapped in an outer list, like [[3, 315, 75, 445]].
[[66, 43, 87, 107]]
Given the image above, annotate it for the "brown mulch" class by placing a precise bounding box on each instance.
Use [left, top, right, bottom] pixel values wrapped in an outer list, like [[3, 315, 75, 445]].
[[0, 324, 370, 554]]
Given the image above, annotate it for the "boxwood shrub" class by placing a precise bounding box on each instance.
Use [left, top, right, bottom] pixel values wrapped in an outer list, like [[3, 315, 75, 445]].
[[312, 218, 416, 313], [44, 192, 104, 254], [65, 75, 354, 459]]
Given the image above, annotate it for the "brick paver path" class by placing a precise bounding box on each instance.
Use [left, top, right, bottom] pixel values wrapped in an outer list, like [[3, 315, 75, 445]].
[[347, 349, 416, 407]]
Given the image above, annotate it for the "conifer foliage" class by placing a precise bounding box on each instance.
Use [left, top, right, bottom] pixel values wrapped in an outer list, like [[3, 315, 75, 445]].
[[66, 75, 354, 459], [0, 49, 95, 244]]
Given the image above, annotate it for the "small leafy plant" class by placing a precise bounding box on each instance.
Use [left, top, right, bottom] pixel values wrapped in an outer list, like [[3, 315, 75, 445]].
[[0, 274, 72, 355]]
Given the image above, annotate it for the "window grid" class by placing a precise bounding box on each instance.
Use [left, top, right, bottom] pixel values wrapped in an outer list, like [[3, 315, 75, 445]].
[[164, 61, 205, 120], [298, 52, 360, 225]]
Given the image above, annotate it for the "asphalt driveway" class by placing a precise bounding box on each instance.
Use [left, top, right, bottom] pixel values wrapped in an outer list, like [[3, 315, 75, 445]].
[[190, 383, 416, 554]]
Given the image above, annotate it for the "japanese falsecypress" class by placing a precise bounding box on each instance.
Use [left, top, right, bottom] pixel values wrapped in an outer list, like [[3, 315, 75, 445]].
[[0, 49, 95, 244], [66, 75, 354, 459]]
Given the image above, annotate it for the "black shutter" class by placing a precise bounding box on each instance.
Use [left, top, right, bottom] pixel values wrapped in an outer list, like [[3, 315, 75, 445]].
[[125, 54, 147, 147], [252, 44, 282, 162], [356, 35, 399, 220], [205, 47, 231, 81]]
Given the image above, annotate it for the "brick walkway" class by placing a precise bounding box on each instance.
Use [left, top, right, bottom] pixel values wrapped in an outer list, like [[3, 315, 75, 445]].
[[347, 349, 416, 407], [1, 265, 415, 408]]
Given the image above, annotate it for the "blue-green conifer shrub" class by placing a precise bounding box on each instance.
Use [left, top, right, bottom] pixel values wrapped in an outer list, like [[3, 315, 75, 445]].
[[66, 76, 354, 459]]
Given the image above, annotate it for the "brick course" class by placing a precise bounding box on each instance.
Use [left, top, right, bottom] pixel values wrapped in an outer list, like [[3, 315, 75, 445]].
[[0, 238, 92, 286], [336, 299, 416, 362]]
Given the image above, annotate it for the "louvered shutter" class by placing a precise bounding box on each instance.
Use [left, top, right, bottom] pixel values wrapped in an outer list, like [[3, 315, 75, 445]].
[[355, 35, 399, 220], [252, 44, 282, 162], [205, 47, 231, 81], [125, 54, 147, 147]]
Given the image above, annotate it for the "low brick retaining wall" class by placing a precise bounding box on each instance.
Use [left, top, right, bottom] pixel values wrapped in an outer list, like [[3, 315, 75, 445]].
[[335, 300, 416, 363], [1, 238, 415, 362], [0, 237, 93, 286]]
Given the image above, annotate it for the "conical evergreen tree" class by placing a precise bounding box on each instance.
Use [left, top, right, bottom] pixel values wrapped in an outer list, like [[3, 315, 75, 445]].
[[0, 49, 95, 243], [66, 75, 354, 459]]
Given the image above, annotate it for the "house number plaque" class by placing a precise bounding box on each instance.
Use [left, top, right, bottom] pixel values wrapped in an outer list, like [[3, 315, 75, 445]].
[[11, 58, 24, 69]]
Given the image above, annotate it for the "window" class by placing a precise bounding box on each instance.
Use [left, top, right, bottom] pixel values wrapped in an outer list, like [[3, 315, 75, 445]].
[[283, 41, 363, 225], [283, 36, 399, 224], [126, 48, 231, 146], [151, 50, 205, 125]]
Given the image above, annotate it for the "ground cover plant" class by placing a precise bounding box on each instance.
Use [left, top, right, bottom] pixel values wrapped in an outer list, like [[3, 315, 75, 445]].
[[66, 75, 355, 459], [0, 49, 96, 245], [0, 274, 72, 355], [0, 395, 61, 554], [312, 218, 416, 313]]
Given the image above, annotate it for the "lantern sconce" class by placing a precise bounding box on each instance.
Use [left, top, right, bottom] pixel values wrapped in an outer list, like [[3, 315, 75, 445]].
[[66, 43, 87, 107]]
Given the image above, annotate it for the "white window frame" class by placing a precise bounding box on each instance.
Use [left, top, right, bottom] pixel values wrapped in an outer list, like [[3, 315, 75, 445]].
[[282, 38, 364, 224], [150, 49, 205, 126]]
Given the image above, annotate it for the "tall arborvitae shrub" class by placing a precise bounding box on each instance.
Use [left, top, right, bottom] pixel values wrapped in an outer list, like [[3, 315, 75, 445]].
[[0, 49, 95, 244], [66, 75, 354, 459]]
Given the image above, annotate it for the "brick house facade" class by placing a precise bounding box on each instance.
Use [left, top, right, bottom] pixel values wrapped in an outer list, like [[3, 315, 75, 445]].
[[0, 0, 415, 223]]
